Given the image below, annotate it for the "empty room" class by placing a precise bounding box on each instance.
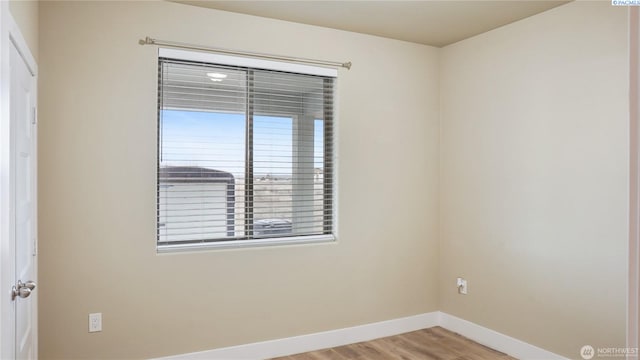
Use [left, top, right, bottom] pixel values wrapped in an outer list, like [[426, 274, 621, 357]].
[[0, 0, 638, 359]]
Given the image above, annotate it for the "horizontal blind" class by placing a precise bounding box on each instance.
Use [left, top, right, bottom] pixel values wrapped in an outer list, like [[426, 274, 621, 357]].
[[158, 57, 334, 246]]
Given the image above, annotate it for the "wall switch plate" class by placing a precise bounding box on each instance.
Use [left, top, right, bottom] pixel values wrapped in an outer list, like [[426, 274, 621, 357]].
[[89, 313, 102, 332], [456, 277, 468, 295]]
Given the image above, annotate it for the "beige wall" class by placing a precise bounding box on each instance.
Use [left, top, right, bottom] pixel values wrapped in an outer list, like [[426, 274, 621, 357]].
[[37, 1, 440, 358], [8, 0, 38, 62], [439, 1, 628, 358]]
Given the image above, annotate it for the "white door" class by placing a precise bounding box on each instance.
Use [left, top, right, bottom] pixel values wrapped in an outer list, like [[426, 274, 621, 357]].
[[9, 38, 37, 360]]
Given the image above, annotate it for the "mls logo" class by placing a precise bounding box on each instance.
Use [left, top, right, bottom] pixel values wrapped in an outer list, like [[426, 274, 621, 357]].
[[581, 345, 595, 360]]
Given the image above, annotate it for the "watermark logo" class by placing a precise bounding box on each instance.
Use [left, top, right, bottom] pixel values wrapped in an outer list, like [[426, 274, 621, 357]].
[[581, 345, 595, 360], [612, 0, 640, 5], [580, 345, 639, 358]]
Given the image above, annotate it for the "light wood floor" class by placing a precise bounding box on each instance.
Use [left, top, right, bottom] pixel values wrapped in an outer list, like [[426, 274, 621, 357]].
[[271, 326, 516, 360]]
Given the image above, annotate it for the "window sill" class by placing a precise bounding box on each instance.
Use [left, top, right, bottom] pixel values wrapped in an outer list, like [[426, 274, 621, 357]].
[[157, 234, 336, 253]]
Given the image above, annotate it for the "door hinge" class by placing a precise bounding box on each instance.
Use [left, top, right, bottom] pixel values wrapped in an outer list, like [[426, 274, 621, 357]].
[[32, 237, 37, 256], [31, 107, 37, 125]]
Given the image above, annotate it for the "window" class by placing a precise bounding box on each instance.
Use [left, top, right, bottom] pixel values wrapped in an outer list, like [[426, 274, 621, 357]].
[[157, 49, 336, 250]]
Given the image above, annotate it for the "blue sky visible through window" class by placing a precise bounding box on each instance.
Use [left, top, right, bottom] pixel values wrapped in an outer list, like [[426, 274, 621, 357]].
[[160, 110, 324, 177]]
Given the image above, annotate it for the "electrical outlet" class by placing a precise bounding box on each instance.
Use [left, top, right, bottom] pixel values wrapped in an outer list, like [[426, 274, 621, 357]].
[[89, 313, 102, 333], [456, 277, 468, 295]]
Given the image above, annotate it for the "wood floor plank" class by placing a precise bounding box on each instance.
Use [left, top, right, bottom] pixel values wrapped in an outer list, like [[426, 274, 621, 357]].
[[406, 330, 462, 357], [331, 344, 363, 359], [305, 349, 348, 360], [428, 327, 513, 360], [289, 354, 320, 360], [350, 341, 393, 359], [398, 331, 459, 360], [273, 327, 518, 360], [375, 336, 441, 360], [366, 339, 410, 360]]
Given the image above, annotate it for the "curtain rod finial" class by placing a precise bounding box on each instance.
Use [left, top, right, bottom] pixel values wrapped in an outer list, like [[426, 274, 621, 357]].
[[139, 37, 155, 46], [343, 62, 352, 70]]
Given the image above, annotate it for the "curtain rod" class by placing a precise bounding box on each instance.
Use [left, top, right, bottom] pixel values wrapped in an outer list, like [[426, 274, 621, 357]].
[[138, 37, 352, 70]]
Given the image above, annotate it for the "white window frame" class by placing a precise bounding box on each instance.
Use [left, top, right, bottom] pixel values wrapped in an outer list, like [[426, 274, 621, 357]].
[[156, 48, 338, 252]]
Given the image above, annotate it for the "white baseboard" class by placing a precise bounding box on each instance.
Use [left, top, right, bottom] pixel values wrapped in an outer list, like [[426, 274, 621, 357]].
[[156, 311, 567, 360], [439, 312, 568, 360], [157, 312, 439, 360]]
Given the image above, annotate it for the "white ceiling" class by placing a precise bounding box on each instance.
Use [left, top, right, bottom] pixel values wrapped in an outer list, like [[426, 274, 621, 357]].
[[170, 0, 571, 47]]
